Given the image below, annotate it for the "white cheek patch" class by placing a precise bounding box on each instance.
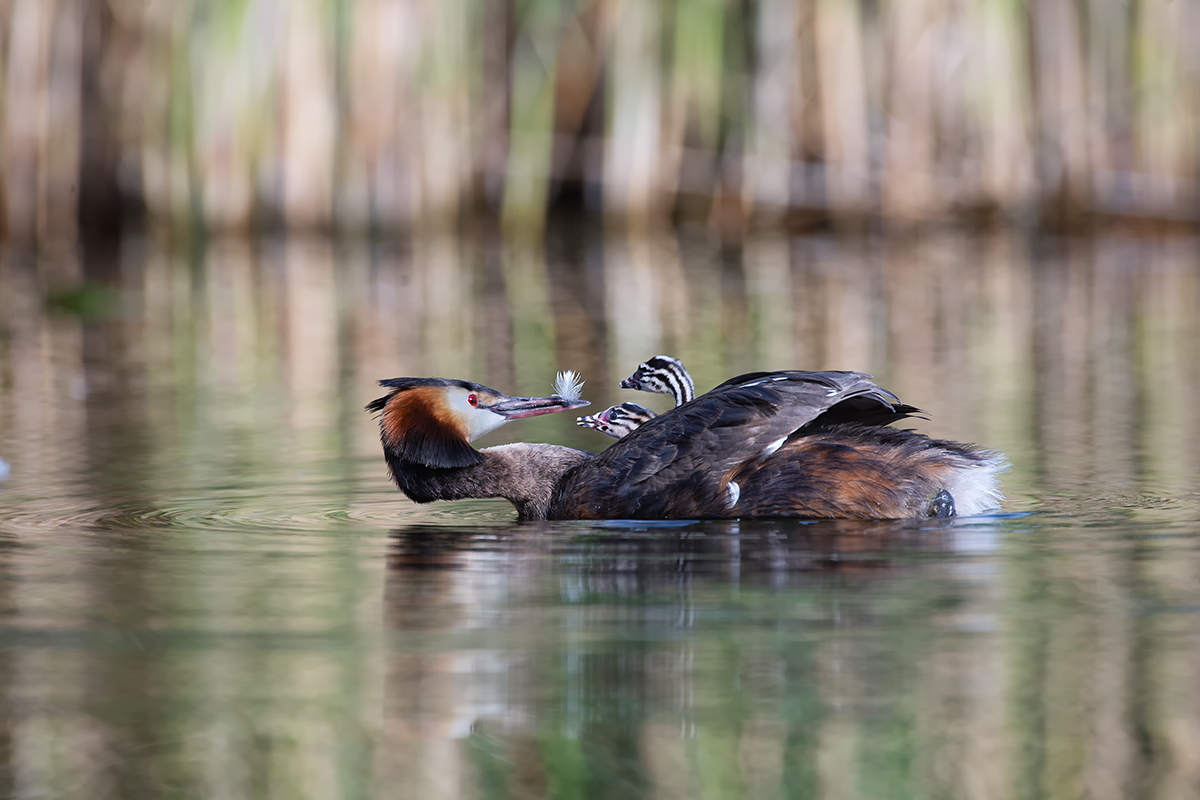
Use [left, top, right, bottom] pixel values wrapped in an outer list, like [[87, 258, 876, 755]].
[[445, 388, 509, 442], [724, 481, 741, 508], [469, 409, 509, 441]]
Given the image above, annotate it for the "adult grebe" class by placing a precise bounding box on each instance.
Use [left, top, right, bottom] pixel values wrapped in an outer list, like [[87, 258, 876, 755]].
[[368, 369, 1006, 521], [577, 402, 657, 438]]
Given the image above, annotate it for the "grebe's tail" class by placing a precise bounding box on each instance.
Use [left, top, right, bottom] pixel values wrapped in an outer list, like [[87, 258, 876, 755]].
[[945, 450, 1009, 516]]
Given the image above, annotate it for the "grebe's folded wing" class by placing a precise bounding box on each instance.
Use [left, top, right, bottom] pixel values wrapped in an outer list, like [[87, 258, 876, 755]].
[[710, 370, 923, 429], [560, 371, 912, 518]]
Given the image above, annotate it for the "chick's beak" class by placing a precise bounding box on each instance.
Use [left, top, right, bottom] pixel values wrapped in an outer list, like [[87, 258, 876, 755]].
[[488, 394, 591, 420], [619, 376, 640, 390]]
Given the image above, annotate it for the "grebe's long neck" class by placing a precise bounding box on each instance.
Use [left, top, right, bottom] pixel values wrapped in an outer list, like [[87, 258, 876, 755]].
[[386, 443, 592, 521]]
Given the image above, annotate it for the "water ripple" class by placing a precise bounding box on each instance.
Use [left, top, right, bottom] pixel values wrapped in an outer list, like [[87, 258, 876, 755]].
[[4, 481, 1198, 543], [0, 490, 525, 539]]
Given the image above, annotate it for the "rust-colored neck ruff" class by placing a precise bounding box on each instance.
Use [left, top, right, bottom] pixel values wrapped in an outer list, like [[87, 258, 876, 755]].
[[379, 385, 481, 468]]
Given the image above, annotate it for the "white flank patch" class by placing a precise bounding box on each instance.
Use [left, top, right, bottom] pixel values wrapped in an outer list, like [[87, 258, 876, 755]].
[[745, 376, 787, 389], [945, 452, 1011, 516], [724, 481, 741, 508], [554, 370, 585, 401], [760, 436, 786, 458]]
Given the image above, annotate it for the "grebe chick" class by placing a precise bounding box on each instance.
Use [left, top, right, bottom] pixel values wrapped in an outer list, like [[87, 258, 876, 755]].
[[577, 402, 657, 439], [620, 355, 694, 406], [369, 370, 1006, 521]]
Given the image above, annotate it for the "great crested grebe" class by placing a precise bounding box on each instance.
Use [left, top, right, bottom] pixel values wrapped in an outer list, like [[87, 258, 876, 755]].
[[368, 368, 1006, 521], [620, 355, 694, 406], [577, 402, 657, 439]]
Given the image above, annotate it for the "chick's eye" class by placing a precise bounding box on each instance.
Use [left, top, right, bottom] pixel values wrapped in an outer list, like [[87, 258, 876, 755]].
[[467, 394, 478, 407]]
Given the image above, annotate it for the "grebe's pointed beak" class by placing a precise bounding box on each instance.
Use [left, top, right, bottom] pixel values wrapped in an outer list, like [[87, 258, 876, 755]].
[[487, 394, 591, 420], [619, 376, 640, 390]]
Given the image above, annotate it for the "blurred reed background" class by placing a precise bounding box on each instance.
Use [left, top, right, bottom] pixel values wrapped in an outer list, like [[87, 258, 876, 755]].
[[1, 0, 1198, 244]]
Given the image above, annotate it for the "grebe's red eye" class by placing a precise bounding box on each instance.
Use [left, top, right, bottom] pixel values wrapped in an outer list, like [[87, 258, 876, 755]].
[[467, 394, 478, 407]]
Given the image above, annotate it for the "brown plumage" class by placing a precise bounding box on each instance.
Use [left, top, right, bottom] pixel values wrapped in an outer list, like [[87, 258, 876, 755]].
[[368, 371, 1006, 521]]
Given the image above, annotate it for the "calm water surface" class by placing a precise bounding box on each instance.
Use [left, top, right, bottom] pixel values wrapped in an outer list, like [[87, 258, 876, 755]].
[[1, 231, 1199, 799]]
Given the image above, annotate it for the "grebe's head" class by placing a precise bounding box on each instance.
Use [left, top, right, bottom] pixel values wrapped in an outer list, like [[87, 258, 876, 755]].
[[367, 376, 590, 468], [619, 355, 694, 404], [576, 402, 657, 439]]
